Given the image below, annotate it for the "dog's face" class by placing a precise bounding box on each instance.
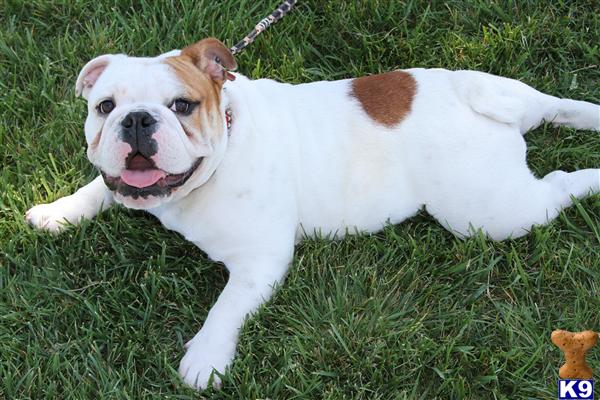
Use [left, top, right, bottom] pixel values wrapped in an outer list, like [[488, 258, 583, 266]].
[[77, 38, 237, 209]]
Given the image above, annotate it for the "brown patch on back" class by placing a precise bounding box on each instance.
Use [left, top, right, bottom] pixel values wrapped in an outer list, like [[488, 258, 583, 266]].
[[350, 71, 417, 127]]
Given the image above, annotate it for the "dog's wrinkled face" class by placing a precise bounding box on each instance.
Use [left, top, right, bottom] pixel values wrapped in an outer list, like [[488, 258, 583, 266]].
[[78, 38, 237, 209]]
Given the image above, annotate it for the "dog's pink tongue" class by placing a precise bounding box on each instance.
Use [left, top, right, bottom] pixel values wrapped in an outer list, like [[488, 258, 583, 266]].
[[121, 169, 166, 188]]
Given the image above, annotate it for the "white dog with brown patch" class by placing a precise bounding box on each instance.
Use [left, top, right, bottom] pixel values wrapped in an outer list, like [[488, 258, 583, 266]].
[[26, 38, 600, 389]]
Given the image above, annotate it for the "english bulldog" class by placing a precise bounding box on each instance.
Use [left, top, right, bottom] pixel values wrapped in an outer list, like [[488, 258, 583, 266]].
[[26, 38, 600, 389]]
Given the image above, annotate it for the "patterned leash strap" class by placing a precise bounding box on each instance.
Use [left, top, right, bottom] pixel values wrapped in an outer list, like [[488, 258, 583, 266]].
[[229, 0, 297, 56]]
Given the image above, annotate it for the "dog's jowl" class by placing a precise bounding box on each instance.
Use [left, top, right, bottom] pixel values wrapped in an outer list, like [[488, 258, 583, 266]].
[[26, 38, 600, 389]]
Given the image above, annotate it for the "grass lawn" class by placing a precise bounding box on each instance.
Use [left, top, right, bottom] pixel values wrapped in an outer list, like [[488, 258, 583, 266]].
[[1, 0, 599, 398]]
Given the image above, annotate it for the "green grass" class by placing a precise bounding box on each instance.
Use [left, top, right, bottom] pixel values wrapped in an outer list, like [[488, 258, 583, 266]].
[[1, 0, 599, 398]]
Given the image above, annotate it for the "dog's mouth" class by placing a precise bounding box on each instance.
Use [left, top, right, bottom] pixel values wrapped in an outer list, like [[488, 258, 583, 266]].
[[101, 153, 202, 199]]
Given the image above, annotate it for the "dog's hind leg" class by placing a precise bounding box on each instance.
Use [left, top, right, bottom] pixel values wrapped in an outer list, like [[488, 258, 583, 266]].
[[456, 71, 600, 134], [542, 169, 600, 207], [430, 167, 600, 241], [539, 97, 600, 132]]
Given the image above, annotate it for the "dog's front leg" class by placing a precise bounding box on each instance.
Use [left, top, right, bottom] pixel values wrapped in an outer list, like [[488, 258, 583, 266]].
[[26, 175, 113, 232], [179, 255, 290, 390]]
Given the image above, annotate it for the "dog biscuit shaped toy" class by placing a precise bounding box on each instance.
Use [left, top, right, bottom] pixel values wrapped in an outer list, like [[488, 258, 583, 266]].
[[551, 330, 599, 379]]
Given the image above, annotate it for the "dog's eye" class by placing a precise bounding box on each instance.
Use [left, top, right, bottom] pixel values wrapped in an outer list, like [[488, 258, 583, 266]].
[[97, 99, 115, 115], [170, 99, 196, 116]]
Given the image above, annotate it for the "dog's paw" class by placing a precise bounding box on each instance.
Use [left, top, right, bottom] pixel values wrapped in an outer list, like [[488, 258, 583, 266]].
[[25, 202, 71, 233], [178, 338, 236, 390]]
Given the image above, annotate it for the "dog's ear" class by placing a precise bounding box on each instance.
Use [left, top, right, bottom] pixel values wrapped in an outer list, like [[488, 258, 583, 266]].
[[181, 38, 237, 84], [75, 54, 115, 99]]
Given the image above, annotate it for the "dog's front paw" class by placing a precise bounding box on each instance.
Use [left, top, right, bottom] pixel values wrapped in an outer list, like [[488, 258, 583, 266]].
[[25, 202, 72, 233], [178, 338, 236, 390]]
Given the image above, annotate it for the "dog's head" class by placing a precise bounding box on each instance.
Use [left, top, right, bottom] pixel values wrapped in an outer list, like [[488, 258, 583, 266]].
[[77, 38, 236, 209]]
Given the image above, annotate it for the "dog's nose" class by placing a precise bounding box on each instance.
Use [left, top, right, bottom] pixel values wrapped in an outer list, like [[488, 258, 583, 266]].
[[121, 111, 157, 129], [120, 111, 158, 157]]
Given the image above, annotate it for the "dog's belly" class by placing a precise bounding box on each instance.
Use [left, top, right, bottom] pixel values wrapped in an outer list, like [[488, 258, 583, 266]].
[[297, 195, 421, 239], [293, 126, 422, 238]]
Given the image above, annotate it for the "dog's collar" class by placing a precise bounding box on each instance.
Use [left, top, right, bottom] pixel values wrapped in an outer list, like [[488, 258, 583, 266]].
[[225, 108, 233, 132]]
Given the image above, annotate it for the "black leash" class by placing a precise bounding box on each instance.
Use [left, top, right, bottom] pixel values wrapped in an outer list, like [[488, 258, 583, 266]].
[[229, 0, 298, 56]]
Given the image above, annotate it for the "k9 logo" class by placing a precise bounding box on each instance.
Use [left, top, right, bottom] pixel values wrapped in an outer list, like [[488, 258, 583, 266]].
[[558, 380, 594, 400]]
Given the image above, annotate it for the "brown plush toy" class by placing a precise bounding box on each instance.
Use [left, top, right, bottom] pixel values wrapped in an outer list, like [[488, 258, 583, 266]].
[[551, 330, 599, 379]]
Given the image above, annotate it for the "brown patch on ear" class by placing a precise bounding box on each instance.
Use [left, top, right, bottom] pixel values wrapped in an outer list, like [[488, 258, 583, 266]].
[[181, 38, 237, 84], [350, 71, 417, 127]]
